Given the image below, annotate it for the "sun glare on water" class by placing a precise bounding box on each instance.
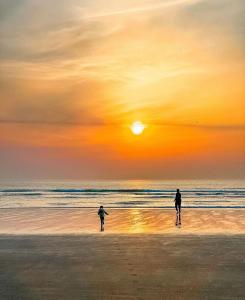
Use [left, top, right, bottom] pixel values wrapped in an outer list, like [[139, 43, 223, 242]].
[[131, 121, 145, 135]]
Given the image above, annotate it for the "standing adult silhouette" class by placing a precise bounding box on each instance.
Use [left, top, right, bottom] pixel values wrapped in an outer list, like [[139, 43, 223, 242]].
[[175, 189, 182, 226]]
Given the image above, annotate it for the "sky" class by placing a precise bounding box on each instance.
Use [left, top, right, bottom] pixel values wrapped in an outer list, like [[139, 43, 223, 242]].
[[0, 0, 244, 179]]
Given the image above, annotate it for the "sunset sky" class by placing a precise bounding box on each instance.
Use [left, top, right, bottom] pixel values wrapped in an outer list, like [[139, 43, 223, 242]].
[[0, 0, 244, 179]]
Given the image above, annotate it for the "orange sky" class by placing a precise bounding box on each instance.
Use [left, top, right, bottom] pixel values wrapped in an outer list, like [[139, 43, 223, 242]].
[[0, 0, 244, 179]]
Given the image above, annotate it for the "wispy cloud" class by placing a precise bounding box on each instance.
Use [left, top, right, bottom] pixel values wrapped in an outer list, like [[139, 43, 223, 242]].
[[80, 0, 201, 20], [1, 116, 244, 132], [0, 118, 105, 126]]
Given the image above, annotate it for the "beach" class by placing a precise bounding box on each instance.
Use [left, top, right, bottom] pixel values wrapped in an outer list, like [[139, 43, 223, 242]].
[[0, 208, 244, 299], [0, 208, 244, 234], [0, 234, 244, 300]]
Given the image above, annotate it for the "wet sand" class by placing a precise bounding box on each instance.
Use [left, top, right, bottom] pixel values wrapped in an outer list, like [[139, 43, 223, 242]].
[[0, 208, 244, 234], [0, 209, 244, 299]]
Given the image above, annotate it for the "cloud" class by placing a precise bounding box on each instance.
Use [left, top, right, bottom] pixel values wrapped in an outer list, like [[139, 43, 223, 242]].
[[175, 0, 245, 51], [0, 0, 244, 129], [0, 77, 107, 126], [0, 119, 105, 126], [0, 0, 202, 66], [79, 0, 201, 20]]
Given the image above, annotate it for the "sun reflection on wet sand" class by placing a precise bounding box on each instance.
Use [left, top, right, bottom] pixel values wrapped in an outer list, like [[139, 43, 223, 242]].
[[0, 208, 244, 234], [128, 209, 146, 233]]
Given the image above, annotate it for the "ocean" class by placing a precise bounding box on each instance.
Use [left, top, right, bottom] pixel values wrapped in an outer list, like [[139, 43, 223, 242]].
[[0, 180, 244, 209]]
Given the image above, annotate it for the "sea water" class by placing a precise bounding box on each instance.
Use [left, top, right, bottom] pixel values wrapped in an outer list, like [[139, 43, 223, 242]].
[[0, 180, 244, 209]]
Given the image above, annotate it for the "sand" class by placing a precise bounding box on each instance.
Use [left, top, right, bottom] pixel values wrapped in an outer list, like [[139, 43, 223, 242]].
[[0, 235, 244, 300], [0, 208, 244, 234], [0, 209, 244, 299]]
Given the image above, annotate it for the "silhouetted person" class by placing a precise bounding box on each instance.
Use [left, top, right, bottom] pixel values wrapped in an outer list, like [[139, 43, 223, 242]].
[[175, 189, 182, 225], [98, 205, 109, 231]]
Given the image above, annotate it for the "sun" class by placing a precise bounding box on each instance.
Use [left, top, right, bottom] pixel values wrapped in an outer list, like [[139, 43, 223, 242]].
[[131, 121, 145, 135]]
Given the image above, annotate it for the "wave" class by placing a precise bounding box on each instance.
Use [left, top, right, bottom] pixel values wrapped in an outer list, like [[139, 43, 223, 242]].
[[1, 188, 245, 193], [1, 189, 35, 193], [0, 185, 244, 209], [51, 189, 169, 193], [2, 192, 43, 196]]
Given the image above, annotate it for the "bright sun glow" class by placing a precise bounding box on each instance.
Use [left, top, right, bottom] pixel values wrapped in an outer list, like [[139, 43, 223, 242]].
[[131, 121, 145, 135]]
